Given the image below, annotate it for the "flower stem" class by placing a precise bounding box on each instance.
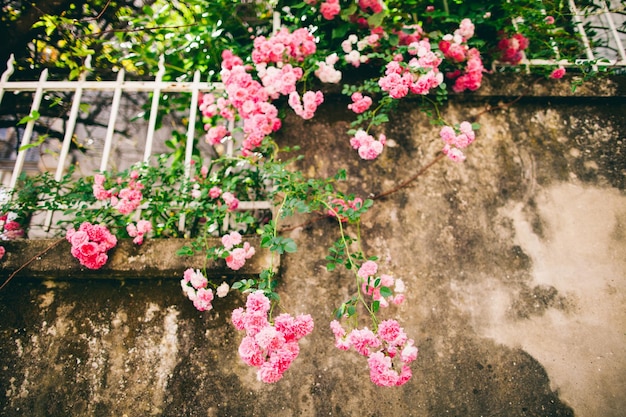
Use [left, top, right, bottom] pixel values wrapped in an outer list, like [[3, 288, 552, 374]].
[[0, 238, 65, 291], [327, 202, 378, 326]]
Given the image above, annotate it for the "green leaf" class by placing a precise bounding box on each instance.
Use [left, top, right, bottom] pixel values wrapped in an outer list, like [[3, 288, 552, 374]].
[[267, 292, 280, 301], [380, 286, 393, 298], [346, 305, 356, 316], [331, 25, 350, 41], [260, 269, 272, 281], [45, 21, 57, 36], [175, 246, 195, 256], [48, 97, 64, 108], [388, 33, 399, 47], [283, 238, 297, 253], [367, 11, 386, 28], [260, 235, 272, 247], [340, 3, 358, 19], [335, 169, 347, 181], [18, 135, 47, 151], [69, 68, 81, 80], [17, 110, 40, 125], [142, 5, 154, 15]]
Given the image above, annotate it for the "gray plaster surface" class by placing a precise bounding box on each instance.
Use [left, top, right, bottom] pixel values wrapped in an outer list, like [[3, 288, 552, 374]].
[[0, 75, 625, 416]]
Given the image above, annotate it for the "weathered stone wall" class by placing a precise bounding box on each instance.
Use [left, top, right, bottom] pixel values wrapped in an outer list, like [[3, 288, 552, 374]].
[[1, 74, 625, 417]]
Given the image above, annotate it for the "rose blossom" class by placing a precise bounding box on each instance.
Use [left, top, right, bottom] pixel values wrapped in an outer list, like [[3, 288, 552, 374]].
[[209, 186, 222, 199], [127, 220, 152, 245], [550, 67, 566, 79], [222, 192, 239, 211], [226, 242, 255, 271], [66, 222, 117, 270], [193, 287, 215, 312], [347, 327, 381, 356], [205, 125, 230, 145], [288, 90, 324, 120], [181, 269, 215, 311], [232, 292, 313, 383], [439, 122, 476, 162], [332, 318, 418, 387], [216, 282, 230, 298], [2, 220, 24, 239], [357, 260, 378, 278], [456, 18, 475, 40], [320, 0, 340, 20], [315, 54, 342, 83], [349, 130, 386, 160], [222, 231, 242, 250], [348, 92, 372, 114]]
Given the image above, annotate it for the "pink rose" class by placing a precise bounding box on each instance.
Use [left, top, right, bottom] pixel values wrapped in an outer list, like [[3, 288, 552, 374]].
[[550, 67, 566, 79]]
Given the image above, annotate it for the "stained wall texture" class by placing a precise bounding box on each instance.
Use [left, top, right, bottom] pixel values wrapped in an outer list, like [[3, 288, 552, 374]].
[[1, 74, 625, 417]]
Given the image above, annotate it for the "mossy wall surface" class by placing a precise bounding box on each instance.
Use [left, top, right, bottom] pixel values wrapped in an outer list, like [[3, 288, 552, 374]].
[[1, 74, 625, 417]]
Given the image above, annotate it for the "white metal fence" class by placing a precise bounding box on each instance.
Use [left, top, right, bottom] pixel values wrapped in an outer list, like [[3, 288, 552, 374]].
[[575, 0, 626, 66], [0, 54, 220, 188], [0, 53, 271, 237], [514, 0, 626, 71]]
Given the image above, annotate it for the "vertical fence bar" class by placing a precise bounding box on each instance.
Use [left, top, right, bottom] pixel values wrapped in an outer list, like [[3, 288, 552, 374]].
[[568, 0, 598, 70], [8, 69, 48, 191], [143, 55, 165, 163], [100, 69, 125, 172], [222, 118, 237, 232], [273, 11, 281, 34], [0, 55, 16, 185], [54, 56, 91, 183], [183, 70, 202, 180], [226, 118, 235, 157], [43, 56, 92, 229], [601, 0, 626, 63], [0, 54, 16, 105], [178, 69, 202, 232]]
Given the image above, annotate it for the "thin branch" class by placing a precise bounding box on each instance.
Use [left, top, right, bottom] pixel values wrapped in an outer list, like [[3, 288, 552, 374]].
[[0, 238, 65, 291], [373, 153, 445, 200], [95, 0, 111, 20]]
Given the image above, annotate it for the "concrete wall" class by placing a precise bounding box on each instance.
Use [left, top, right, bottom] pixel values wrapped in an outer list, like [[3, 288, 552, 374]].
[[1, 74, 625, 417]]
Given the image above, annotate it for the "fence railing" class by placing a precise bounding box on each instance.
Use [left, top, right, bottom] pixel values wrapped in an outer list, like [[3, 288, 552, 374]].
[[495, 0, 626, 72], [0, 54, 271, 238]]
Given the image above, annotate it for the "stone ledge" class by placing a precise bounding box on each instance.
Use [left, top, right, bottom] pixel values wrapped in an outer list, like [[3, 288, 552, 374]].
[[321, 69, 626, 98], [0, 237, 275, 280], [467, 73, 626, 98]]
